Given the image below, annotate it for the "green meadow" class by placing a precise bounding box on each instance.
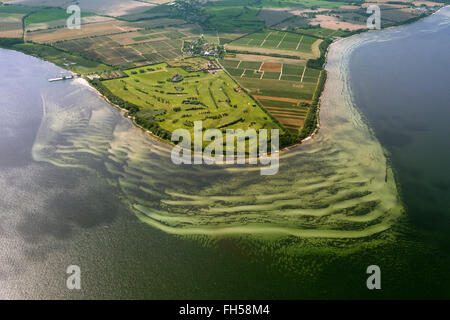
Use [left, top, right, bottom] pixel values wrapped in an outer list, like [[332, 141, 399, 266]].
[[24, 7, 94, 26], [102, 59, 282, 142]]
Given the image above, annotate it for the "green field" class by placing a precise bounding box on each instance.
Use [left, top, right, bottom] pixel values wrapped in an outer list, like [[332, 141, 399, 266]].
[[230, 30, 318, 54], [282, 63, 304, 75], [0, 4, 37, 14], [202, 5, 265, 32], [219, 59, 317, 83], [102, 59, 281, 142], [2, 42, 111, 74], [24, 7, 94, 26], [288, 27, 350, 39], [237, 77, 317, 101], [203, 0, 347, 10], [260, 0, 347, 9], [262, 71, 280, 79]]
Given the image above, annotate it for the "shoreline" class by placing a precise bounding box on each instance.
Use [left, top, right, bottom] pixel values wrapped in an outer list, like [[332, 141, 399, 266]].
[[76, 77, 174, 148], [290, 4, 448, 149], [2, 5, 445, 159]]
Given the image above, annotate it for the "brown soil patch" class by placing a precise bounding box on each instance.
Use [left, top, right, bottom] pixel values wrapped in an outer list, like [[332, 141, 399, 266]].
[[278, 118, 304, 127], [254, 95, 312, 104], [288, 8, 330, 15], [339, 5, 360, 9], [310, 14, 366, 31], [264, 106, 307, 113], [260, 62, 282, 72], [224, 44, 314, 59], [108, 31, 169, 45], [0, 28, 22, 38], [26, 21, 139, 43], [271, 111, 305, 118], [413, 1, 443, 6], [0, 14, 23, 38], [234, 53, 306, 65], [311, 39, 323, 58]]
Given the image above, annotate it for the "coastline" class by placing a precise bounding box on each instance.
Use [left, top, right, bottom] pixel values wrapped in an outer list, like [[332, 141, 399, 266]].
[[22, 29, 407, 238], [290, 5, 448, 149], [76, 77, 174, 148], [2, 5, 444, 158]]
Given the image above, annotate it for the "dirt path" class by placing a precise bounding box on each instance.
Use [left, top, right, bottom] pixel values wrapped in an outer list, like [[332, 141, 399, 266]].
[[224, 44, 314, 60], [254, 95, 312, 104], [311, 39, 324, 58]]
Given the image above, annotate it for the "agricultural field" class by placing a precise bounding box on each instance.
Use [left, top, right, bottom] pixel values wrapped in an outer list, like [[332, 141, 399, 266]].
[[202, 5, 265, 33], [0, 3, 37, 14], [101, 59, 282, 143], [3, 41, 112, 73], [219, 55, 321, 131], [54, 31, 184, 67], [2, 0, 436, 140], [24, 7, 94, 26], [129, 17, 187, 29], [119, 3, 177, 21], [283, 27, 350, 39], [3, 0, 157, 17], [25, 15, 115, 32], [257, 98, 310, 130], [100, 69, 128, 80], [260, 0, 348, 9], [258, 8, 295, 27], [108, 29, 185, 46], [226, 30, 322, 59], [26, 18, 197, 67], [25, 20, 140, 43], [202, 31, 247, 45], [0, 12, 23, 38]]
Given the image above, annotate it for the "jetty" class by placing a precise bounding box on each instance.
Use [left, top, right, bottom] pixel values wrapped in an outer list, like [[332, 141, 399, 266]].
[[48, 72, 80, 82]]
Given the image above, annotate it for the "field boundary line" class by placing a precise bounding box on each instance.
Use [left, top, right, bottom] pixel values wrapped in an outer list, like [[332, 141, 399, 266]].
[[300, 67, 306, 83], [253, 95, 312, 104], [111, 47, 129, 63], [130, 46, 146, 60], [260, 32, 272, 47], [295, 35, 304, 51], [276, 33, 287, 48]]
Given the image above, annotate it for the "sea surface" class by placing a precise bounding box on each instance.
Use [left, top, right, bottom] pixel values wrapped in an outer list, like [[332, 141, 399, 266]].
[[348, 7, 450, 250], [0, 7, 448, 299]]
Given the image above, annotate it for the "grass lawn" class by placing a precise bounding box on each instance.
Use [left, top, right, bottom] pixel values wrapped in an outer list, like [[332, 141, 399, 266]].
[[102, 59, 282, 143]]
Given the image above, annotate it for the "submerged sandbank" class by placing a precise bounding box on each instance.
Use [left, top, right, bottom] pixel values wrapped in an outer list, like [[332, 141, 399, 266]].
[[30, 29, 404, 240]]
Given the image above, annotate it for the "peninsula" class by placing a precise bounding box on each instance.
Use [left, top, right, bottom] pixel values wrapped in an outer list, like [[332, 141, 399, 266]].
[[0, 0, 445, 150]]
